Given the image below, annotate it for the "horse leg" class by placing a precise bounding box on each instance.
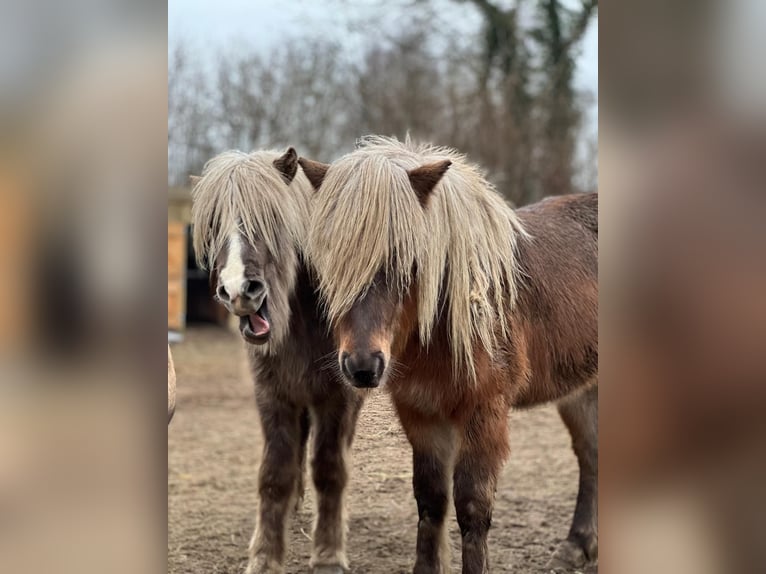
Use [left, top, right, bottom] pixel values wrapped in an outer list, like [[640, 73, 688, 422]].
[[453, 403, 509, 574], [245, 395, 303, 574], [547, 385, 598, 572], [309, 394, 362, 574], [396, 405, 457, 574], [412, 423, 455, 574], [295, 407, 311, 512]]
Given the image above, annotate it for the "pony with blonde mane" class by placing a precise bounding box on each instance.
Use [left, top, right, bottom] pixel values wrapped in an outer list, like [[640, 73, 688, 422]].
[[301, 136, 598, 574], [191, 148, 363, 574]]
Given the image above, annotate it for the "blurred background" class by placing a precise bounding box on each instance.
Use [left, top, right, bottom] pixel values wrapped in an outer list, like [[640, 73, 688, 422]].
[[0, 2, 166, 574], [600, 1, 766, 573]]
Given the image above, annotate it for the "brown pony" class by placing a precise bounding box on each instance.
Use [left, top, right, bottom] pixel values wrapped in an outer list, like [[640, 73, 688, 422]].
[[300, 136, 597, 573], [190, 148, 363, 574]]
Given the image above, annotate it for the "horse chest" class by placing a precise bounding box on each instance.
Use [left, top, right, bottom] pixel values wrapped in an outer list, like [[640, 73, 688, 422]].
[[388, 342, 469, 415], [389, 369, 465, 417], [248, 349, 315, 402]]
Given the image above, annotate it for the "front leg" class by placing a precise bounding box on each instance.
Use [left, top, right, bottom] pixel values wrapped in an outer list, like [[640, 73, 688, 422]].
[[397, 404, 457, 574], [246, 393, 303, 574], [309, 392, 363, 574], [453, 403, 509, 574], [295, 407, 311, 512]]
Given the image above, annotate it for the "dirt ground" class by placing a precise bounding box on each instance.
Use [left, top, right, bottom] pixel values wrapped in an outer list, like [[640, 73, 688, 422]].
[[169, 326, 596, 574]]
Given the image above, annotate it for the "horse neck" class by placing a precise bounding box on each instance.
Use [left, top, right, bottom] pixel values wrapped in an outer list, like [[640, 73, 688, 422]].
[[286, 257, 327, 339]]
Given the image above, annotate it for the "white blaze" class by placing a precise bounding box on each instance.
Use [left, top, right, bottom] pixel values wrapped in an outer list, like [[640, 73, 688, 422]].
[[219, 228, 246, 299]]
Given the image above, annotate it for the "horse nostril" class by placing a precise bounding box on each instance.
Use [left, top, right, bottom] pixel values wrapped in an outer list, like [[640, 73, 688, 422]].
[[216, 285, 230, 302], [341, 353, 352, 379], [371, 351, 385, 377], [243, 279, 265, 299]]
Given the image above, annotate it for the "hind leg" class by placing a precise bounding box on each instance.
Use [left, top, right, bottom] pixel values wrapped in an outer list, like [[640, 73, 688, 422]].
[[309, 392, 363, 574], [547, 385, 598, 572], [246, 394, 303, 574], [453, 401, 509, 574]]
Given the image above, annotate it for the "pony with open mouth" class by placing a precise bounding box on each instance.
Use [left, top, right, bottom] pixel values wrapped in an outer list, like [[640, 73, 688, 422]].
[[191, 148, 363, 574], [301, 136, 598, 574]]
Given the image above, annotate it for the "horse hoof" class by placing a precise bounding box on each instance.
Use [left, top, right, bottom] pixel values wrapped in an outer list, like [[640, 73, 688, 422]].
[[312, 566, 345, 574], [545, 538, 595, 572], [244, 558, 283, 574]]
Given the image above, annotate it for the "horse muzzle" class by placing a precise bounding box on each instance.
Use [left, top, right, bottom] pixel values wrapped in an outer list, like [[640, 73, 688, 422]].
[[234, 295, 271, 345], [340, 350, 385, 388]]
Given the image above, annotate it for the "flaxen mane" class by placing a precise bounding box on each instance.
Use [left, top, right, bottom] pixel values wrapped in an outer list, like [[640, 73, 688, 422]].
[[191, 150, 312, 269], [307, 136, 528, 377]]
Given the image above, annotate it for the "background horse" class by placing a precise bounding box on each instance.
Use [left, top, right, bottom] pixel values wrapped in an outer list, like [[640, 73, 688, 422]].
[[300, 136, 597, 574], [190, 148, 363, 574]]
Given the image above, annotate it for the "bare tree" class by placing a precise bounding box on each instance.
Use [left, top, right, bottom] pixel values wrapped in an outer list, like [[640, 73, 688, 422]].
[[533, 0, 598, 196], [168, 44, 216, 185], [213, 42, 355, 162], [352, 30, 445, 141], [454, 0, 597, 202], [168, 5, 597, 201]]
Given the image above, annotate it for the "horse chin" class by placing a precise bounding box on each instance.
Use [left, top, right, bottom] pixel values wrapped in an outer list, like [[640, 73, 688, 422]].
[[349, 380, 379, 390], [346, 370, 388, 391], [240, 327, 270, 346]]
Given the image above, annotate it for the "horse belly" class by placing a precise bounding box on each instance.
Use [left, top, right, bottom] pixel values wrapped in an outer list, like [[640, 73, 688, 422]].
[[511, 333, 598, 408]]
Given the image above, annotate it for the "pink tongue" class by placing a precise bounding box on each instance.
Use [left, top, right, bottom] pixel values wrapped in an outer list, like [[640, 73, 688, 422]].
[[249, 314, 270, 336]]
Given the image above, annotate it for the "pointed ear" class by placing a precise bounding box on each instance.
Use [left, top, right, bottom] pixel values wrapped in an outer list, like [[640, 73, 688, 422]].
[[273, 147, 298, 184], [407, 160, 451, 207], [189, 175, 201, 187], [298, 157, 330, 191]]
